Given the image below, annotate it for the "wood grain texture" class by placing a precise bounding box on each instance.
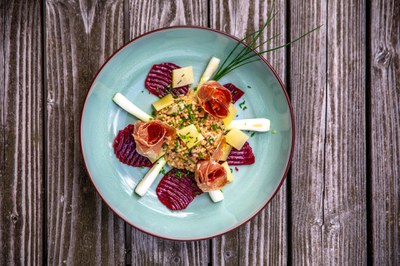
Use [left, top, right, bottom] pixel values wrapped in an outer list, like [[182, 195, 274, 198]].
[[290, 0, 367, 265], [126, 1, 210, 265], [129, 0, 208, 38], [210, 1, 288, 265], [324, 0, 367, 264], [288, 0, 327, 264], [0, 0, 43, 265], [45, 0, 125, 264], [369, 0, 400, 264]]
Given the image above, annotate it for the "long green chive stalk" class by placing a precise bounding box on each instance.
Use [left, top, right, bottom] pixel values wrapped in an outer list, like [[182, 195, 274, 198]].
[[212, 3, 322, 81]]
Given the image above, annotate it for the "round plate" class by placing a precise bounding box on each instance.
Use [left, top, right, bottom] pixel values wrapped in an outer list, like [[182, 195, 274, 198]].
[[80, 26, 294, 240]]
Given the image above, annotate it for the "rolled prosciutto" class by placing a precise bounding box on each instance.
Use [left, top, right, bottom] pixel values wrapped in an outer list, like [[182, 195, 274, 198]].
[[197, 81, 232, 119], [195, 160, 228, 192], [133, 120, 175, 162]]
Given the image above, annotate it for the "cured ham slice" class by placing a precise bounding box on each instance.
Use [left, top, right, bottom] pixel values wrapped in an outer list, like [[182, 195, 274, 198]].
[[145, 62, 189, 97], [223, 83, 244, 103], [195, 160, 228, 191], [113, 124, 152, 167], [156, 168, 203, 210], [197, 81, 232, 119], [133, 120, 175, 162], [227, 141, 255, 165]]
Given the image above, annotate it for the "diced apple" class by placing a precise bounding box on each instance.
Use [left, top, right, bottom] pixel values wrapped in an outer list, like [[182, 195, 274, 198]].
[[177, 124, 204, 148], [148, 151, 165, 163], [222, 104, 237, 126], [172, 66, 194, 88], [217, 141, 232, 161], [221, 162, 233, 183], [225, 128, 249, 150], [152, 94, 174, 111]]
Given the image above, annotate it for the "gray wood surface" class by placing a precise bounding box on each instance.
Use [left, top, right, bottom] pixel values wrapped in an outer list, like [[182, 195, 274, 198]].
[[289, 0, 327, 264], [0, 0, 399, 265], [324, 0, 367, 264], [0, 1, 44, 265], [369, 0, 400, 264], [291, 0, 368, 264], [209, 1, 288, 265], [45, 1, 125, 264]]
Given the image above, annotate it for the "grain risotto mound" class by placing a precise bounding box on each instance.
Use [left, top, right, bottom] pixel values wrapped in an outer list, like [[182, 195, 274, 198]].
[[155, 91, 225, 172]]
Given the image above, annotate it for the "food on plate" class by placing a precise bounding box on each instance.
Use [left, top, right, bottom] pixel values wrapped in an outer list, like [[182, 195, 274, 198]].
[[197, 81, 232, 119], [113, 58, 270, 210], [155, 90, 225, 172], [133, 120, 175, 162], [156, 168, 203, 210], [195, 160, 229, 192], [108, 2, 322, 211]]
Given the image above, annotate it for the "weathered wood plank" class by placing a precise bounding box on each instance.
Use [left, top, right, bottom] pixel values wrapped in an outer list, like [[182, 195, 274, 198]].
[[324, 0, 367, 264], [369, 0, 400, 264], [45, 1, 125, 264], [290, 0, 367, 264], [127, 1, 210, 265], [129, 0, 208, 37], [288, 1, 327, 264], [209, 1, 288, 265], [0, 0, 44, 265]]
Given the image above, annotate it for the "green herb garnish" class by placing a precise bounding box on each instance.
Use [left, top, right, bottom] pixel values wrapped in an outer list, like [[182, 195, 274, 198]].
[[211, 2, 321, 81]]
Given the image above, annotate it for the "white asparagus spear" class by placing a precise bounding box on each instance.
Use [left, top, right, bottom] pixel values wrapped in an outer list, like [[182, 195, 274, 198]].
[[113, 93, 152, 122], [135, 157, 167, 197], [209, 190, 224, 202], [198, 56, 221, 85], [228, 118, 270, 132]]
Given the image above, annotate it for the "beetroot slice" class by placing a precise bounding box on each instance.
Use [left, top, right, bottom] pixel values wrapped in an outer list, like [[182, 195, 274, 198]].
[[113, 124, 152, 167], [156, 168, 203, 210], [223, 83, 245, 103], [227, 142, 255, 165], [145, 62, 189, 97]]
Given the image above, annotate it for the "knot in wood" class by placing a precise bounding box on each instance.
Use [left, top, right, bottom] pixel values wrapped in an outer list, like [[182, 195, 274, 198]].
[[224, 250, 232, 258], [171, 256, 181, 264], [10, 213, 19, 224], [374, 46, 392, 68]]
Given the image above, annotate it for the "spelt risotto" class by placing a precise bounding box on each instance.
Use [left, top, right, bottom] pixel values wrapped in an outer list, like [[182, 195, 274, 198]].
[[155, 90, 225, 172]]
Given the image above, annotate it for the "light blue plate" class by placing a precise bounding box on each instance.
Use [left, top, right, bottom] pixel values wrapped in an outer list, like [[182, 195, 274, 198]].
[[80, 26, 294, 240]]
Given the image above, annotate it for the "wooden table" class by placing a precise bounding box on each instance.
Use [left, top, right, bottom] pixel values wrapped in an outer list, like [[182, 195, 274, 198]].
[[1, 0, 399, 265]]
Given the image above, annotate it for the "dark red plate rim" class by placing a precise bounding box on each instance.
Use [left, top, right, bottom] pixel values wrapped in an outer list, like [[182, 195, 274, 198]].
[[80, 25, 295, 241]]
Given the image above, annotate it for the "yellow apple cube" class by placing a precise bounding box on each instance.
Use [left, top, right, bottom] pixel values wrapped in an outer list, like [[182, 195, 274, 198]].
[[172, 66, 194, 88], [222, 103, 237, 126], [225, 128, 249, 150], [177, 124, 204, 148], [221, 162, 233, 183], [152, 94, 174, 111], [217, 140, 232, 161]]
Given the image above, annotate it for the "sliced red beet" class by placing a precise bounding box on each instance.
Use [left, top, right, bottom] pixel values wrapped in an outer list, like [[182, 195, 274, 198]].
[[145, 62, 189, 97], [227, 141, 255, 165], [156, 168, 203, 210], [223, 83, 245, 103], [113, 124, 153, 167]]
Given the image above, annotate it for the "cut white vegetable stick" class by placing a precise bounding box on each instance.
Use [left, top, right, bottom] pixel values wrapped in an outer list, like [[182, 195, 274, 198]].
[[113, 93, 152, 122], [135, 157, 166, 197], [209, 190, 224, 202], [198, 56, 220, 85], [228, 118, 271, 132]]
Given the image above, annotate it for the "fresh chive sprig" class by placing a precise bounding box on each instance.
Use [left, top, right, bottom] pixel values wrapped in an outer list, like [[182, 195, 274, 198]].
[[212, 3, 322, 81]]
